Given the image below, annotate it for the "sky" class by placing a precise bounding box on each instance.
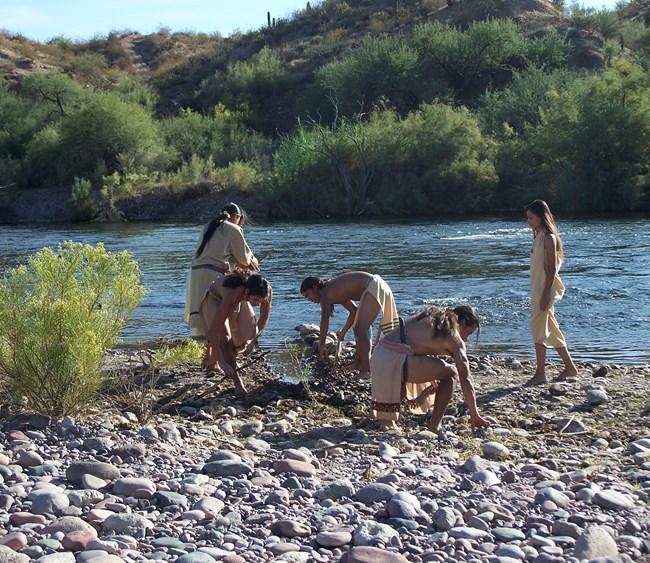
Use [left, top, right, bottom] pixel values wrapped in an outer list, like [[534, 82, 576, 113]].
[[0, 0, 625, 43]]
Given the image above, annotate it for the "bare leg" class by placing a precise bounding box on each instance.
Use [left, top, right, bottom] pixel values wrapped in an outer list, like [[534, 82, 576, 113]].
[[353, 296, 381, 379], [403, 355, 457, 431], [428, 378, 455, 432], [525, 343, 547, 386], [553, 346, 578, 380]]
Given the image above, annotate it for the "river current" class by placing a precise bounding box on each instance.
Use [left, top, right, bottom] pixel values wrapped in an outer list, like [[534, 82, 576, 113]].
[[1, 217, 648, 364]]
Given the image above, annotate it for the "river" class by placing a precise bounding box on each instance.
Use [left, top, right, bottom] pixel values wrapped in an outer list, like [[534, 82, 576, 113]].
[[1, 217, 648, 364]]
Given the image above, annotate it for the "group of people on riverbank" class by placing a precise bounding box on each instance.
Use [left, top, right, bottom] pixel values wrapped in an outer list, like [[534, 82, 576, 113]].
[[184, 200, 578, 431]]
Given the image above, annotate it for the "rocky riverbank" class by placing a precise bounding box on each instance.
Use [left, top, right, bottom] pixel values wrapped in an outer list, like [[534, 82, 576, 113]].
[[1, 350, 649, 563]]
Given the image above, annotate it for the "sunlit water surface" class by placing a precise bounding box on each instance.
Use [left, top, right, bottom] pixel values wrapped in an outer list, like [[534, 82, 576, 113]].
[[1, 217, 648, 364]]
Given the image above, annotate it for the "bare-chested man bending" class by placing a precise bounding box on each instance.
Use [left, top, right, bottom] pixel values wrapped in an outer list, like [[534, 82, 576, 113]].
[[370, 305, 490, 432], [300, 271, 398, 379]]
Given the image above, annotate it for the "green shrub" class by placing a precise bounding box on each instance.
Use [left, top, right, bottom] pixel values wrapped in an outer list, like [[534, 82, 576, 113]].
[[0, 242, 146, 417], [68, 176, 99, 221]]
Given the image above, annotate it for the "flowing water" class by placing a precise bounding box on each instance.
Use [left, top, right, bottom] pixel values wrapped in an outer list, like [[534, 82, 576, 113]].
[[1, 216, 648, 364]]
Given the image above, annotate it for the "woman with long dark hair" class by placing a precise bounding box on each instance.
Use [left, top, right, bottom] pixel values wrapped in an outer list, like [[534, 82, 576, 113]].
[[184, 203, 259, 344], [524, 199, 578, 385]]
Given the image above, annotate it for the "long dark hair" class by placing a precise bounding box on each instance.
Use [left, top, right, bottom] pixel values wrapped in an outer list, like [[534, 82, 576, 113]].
[[525, 199, 563, 261], [223, 271, 270, 298], [195, 202, 242, 258], [300, 276, 334, 316], [453, 304, 480, 343]]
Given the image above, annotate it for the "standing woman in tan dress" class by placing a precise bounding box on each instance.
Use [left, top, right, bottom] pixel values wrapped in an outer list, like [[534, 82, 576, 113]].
[[524, 200, 578, 385], [184, 203, 259, 365]]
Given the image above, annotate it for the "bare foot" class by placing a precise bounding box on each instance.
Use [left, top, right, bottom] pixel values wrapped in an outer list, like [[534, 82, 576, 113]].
[[379, 421, 399, 431], [358, 371, 371, 380], [233, 374, 248, 399], [524, 374, 547, 386], [552, 369, 578, 382]]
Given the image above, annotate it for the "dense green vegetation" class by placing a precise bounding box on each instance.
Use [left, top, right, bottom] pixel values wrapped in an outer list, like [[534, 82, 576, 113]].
[[1, 0, 650, 218], [0, 242, 145, 416]]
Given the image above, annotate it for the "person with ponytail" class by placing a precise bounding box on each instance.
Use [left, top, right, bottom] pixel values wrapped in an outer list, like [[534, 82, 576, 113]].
[[200, 271, 271, 397], [370, 305, 489, 433], [524, 200, 578, 385], [184, 203, 259, 360]]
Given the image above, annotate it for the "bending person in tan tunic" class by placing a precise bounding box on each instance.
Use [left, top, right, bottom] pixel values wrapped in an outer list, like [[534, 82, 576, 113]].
[[200, 272, 272, 397], [370, 305, 489, 432], [524, 200, 578, 386], [300, 271, 399, 379]]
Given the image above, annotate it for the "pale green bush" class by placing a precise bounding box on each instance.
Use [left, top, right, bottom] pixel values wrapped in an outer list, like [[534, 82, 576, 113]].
[[0, 242, 146, 417]]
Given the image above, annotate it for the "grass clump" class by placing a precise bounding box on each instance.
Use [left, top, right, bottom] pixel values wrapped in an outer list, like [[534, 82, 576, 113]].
[[0, 241, 146, 418]]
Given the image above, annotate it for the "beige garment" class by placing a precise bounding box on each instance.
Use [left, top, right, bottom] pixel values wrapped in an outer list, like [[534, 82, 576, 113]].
[[530, 230, 566, 348], [353, 274, 399, 335], [184, 221, 255, 336], [370, 337, 438, 423]]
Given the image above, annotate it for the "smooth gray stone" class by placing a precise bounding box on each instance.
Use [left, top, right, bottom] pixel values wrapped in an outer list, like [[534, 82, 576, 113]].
[[202, 460, 252, 478], [102, 513, 153, 538], [41, 516, 96, 535], [593, 490, 634, 510], [534, 487, 570, 508], [355, 483, 397, 505], [175, 554, 216, 563], [65, 462, 120, 486], [492, 527, 526, 542], [316, 478, 355, 500], [153, 491, 189, 508], [574, 525, 619, 560], [109, 443, 146, 459]]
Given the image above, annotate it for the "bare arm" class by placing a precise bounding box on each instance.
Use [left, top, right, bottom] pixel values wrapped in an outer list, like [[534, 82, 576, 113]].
[[242, 287, 273, 355], [230, 227, 258, 271], [318, 296, 333, 360], [336, 300, 358, 341], [452, 341, 489, 430], [541, 233, 558, 311]]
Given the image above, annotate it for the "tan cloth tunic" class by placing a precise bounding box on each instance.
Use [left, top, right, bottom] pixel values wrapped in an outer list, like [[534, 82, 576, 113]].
[[370, 339, 438, 423], [184, 221, 255, 336], [353, 274, 400, 335], [530, 230, 566, 348]]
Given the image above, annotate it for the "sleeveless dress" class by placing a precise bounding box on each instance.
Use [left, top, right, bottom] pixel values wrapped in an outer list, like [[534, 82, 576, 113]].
[[530, 230, 566, 348]]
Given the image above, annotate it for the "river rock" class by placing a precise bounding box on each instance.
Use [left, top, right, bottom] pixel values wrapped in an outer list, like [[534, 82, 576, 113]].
[[355, 483, 397, 505], [269, 519, 311, 537], [29, 488, 70, 515], [16, 450, 44, 467], [587, 388, 610, 405], [202, 460, 253, 478], [0, 532, 28, 551], [192, 497, 225, 516], [41, 516, 96, 536], [593, 490, 634, 510], [339, 546, 408, 562], [273, 459, 317, 476], [316, 479, 355, 500], [109, 443, 146, 459], [0, 545, 30, 563], [353, 521, 401, 547], [574, 525, 619, 559], [102, 513, 153, 538], [66, 462, 120, 486], [483, 441, 509, 458], [315, 531, 352, 547], [112, 477, 156, 498]]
